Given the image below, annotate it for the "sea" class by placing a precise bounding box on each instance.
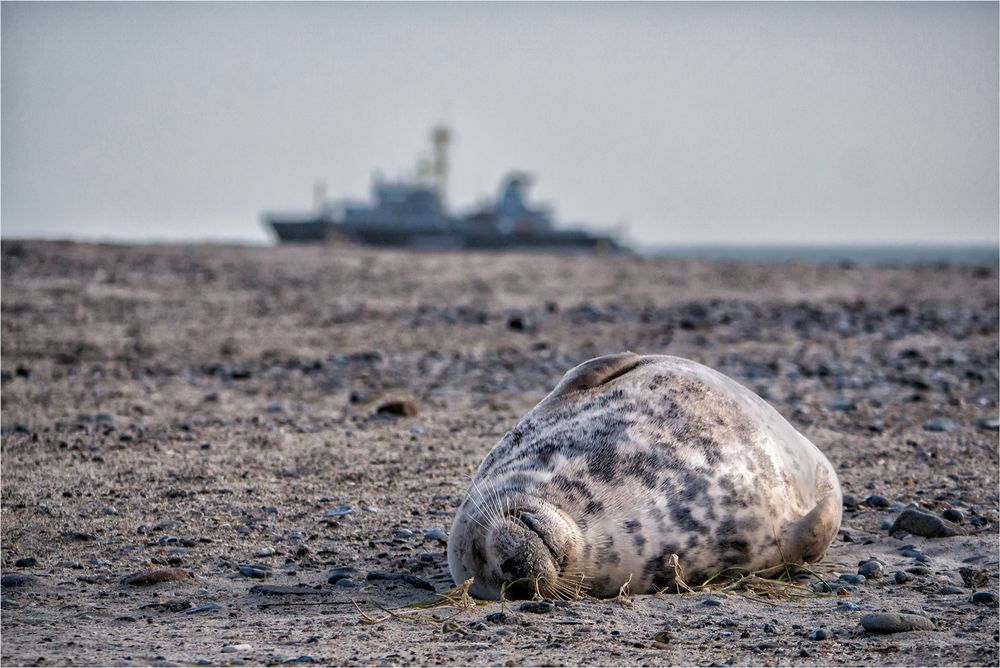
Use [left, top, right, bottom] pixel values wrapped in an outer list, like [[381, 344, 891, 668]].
[[641, 244, 998, 267]]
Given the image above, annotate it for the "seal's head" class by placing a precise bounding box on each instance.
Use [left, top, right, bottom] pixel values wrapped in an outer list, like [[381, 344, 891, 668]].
[[448, 493, 583, 600]]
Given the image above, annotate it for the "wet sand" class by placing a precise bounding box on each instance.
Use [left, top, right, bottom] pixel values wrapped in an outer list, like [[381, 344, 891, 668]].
[[1, 240, 997, 666]]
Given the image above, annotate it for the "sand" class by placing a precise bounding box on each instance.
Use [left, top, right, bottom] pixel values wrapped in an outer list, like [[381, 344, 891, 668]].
[[1, 240, 997, 666]]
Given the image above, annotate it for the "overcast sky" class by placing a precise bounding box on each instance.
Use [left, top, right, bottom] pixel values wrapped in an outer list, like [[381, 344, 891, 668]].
[[2, 2, 997, 246]]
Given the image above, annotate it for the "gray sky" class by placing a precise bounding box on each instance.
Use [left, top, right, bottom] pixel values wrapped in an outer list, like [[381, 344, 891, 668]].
[[2, 1, 997, 246]]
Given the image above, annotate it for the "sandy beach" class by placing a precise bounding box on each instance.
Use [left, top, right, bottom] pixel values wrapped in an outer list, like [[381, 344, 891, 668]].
[[1, 240, 997, 666]]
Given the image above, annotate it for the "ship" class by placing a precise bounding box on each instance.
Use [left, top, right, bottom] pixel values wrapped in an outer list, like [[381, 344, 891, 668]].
[[263, 127, 626, 252]]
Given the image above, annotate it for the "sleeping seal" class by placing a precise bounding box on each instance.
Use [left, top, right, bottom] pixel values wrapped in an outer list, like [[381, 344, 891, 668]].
[[448, 352, 842, 599]]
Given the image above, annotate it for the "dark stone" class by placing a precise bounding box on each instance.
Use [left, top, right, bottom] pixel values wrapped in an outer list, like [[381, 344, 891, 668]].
[[328, 567, 359, 584], [860, 612, 934, 634], [858, 561, 884, 579], [839, 574, 866, 585], [184, 603, 223, 614], [485, 611, 509, 624], [1, 573, 38, 588], [519, 601, 553, 614], [863, 494, 890, 509], [938, 586, 963, 595], [890, 508, 963, 538], [959, 567, 989, 589], [14, 557, 38, 568], [702, 598, 723, 606], [239, 566, 270, 579], [975, 417, 999, 431], [942, 508, 965, 523], [808, 628, 830, 641], [971, 591, 997, 605], [375, 400, 418, 418]]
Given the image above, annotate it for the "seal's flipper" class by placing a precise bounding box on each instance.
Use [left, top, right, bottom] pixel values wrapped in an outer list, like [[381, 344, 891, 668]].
[[779, 492, 842, 564], [537, 352, 643, 410]]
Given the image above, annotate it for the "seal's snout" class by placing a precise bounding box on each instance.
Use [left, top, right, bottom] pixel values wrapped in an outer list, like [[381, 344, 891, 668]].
[[448, 496, 580, 600], [487, 510, 562, 599]]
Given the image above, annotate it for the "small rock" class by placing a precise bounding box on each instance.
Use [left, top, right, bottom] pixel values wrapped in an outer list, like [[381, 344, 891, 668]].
[[923, 418, 959, 432], [942, 508, 965, 523], [839, 574, 866, 585], [811, 581, 844, 593], [939, 586, 963, 595], [375, 400, 418, 418], [282, 657, 318, 664], [335, 578, 355, 588], [975, 417, 999, 431], [221, 644, 252, 653], [256, 547, 275, 557], [185, 603, 223, 614], [485, 611, 508, 624], [519, 601, 552, 614], [123, 568, 190, 586], [239, 566, 270, 579], [14, 557, 38, 568], [1, 573, 38, 588], [838, 601, 861, 611], [971, 591, 997, 605], [702, 598, 723, 606], [905, 566, 931, 576], [394, 529, 415, 540], [858, 561, 884, 579], [890, 508, 964, 538], [324, 505, 354, 518], [62, 531, 96, 542], [860, 612, 935, 634], [423, 528, 448, 544], [327, 567, 358, 584], [808, 628, 830, 641], [863, 494, 890, 508]]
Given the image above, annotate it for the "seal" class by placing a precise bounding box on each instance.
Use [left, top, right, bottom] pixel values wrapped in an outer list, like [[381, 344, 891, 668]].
[[448, 352, 842, 599]]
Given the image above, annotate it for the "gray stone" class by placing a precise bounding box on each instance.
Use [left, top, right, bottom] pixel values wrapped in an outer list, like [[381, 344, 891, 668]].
[[890, 508, 964, 538], [860, 612, 935, 634]]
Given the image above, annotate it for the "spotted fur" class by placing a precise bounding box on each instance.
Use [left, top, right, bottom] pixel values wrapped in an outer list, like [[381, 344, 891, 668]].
[[448, 352, 842, 599]]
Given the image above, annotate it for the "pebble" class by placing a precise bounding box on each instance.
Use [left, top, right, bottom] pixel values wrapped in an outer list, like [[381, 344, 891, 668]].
[[863, 494, 890, 508], [938, 586, 963, 595], [975, 417, 999, 431], [239, 566, 270, 579], [923, 418, 959, 432], [282, 657, 318, 664], [942, 508, 965, 523], [256, 547, 276, 557], [811, 581, 844, 594], [13, 557, 37, 568], [221, 644, 252, 653], [1, 573, 38, 588], [335, 578, 355, 588], [123, 568, 189, 586], [808, 628, 830, 641], [185, 603, 223, 614], [858, 561, 885, 579], [324, 505, 354, 518], [702, 598, 723, 606], [485, 611, 508, 624], [860, 612, 935, 634], [394, 529, 415, 540], [839, 574, 866, 585], [838, 601, 861, 611], [905, 566, 931, 576], [327, 567, 358, 584], [423, 528, 448, 544], [971, 591, 997, 605], [519, 601, 552, 614], [362, 505, 378, 513], [890, 508, 963, 538]]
